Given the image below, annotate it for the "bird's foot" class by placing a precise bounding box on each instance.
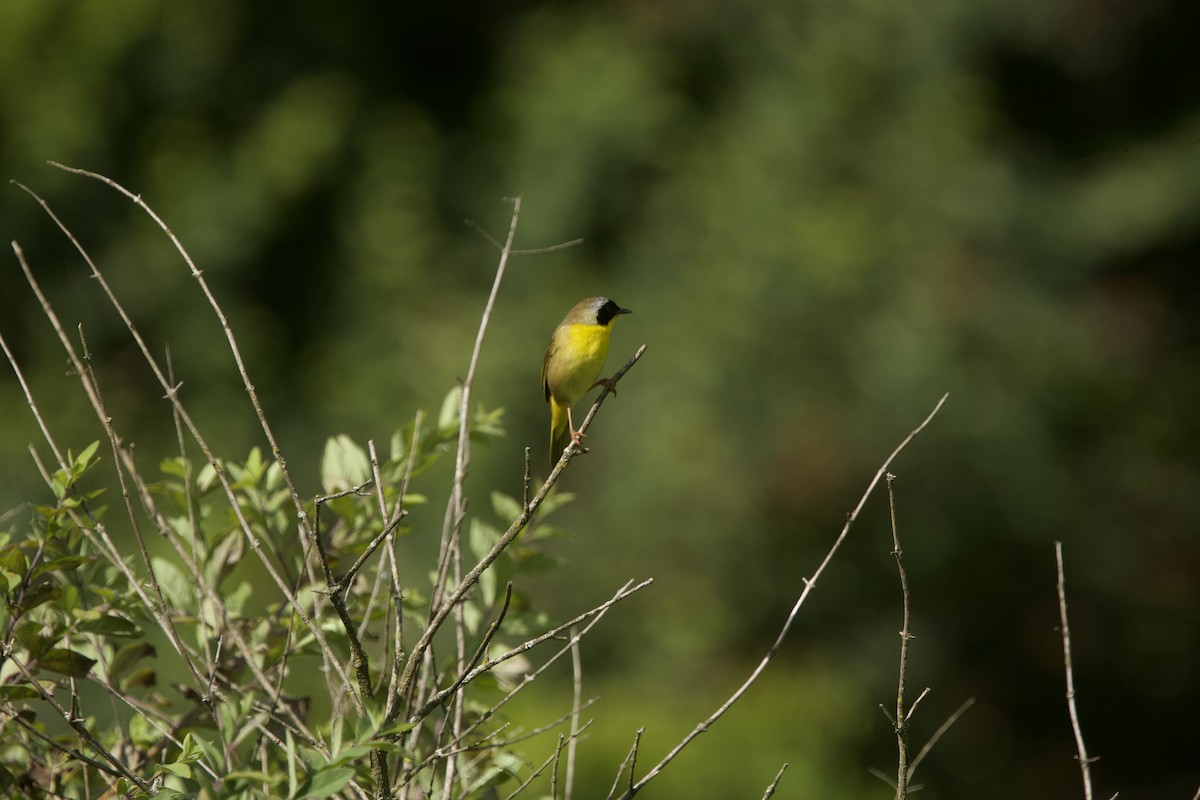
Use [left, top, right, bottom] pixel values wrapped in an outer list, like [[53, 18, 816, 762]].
[[568, 428, 591, 454], [590, 377, 620, 396]]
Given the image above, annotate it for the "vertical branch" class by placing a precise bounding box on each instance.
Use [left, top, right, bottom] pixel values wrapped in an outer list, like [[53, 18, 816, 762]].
[[565, 630, 583, 800], [436, 197, 522, 612], [1055, 541, 1095, 800], [421, 199, 522, 794], [887, 473, 913, 799]]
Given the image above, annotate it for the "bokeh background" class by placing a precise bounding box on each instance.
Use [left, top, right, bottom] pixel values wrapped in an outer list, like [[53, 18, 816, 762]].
[[2, 1, 1199, 797]]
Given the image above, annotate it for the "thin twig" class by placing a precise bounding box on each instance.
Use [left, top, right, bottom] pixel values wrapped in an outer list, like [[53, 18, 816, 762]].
[[463, 217, 583, 256], [420, 199, 525, 799], [1056, 541, 1096, 800], [392, 349, 647, 716], [887, 472, 913, 799], [907, 697, 974, 778], [399, 580, 646, 791], [555, 344, 647, 466], [411, 578, 651, 723], [0, 707, 124, 783], [17, 179, 359, 710], [761, 764, 788, 799], [438, 197, 523, 614], [614, 394, 949, 799], [549, 734, 566, 799], [607, 728, 644, 800], [1, 646, 153, 792], [565, 629, 583, 800], [437, 583, 514, 713], [47, 162, 324, 593], [5, 252, 219, 704], [501, 723, 591, 800], [523, 447, 532, 511]]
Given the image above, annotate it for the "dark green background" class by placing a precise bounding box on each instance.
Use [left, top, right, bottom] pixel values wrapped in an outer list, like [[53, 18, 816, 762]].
[[2, 1, 1198, 797]]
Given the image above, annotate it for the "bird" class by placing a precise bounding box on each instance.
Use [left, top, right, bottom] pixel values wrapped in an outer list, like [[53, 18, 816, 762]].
[[541, 296, 632, 462]]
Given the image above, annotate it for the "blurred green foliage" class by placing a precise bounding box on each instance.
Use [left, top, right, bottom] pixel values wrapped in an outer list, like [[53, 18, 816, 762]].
[[2, 0, 1199, 797]]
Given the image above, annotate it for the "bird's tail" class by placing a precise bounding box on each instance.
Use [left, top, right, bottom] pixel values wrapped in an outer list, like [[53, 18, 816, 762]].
[[548, 397, 568, 465]]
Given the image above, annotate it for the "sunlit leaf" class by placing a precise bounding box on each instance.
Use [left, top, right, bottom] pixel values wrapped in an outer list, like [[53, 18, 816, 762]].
[[299, 766, 354, 798], [321, 435, 371, 494]]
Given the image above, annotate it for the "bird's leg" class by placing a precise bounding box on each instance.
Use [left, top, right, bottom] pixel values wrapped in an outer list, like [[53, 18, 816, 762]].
[[567, 407, 588, 447], [589, 377, 620, 396]]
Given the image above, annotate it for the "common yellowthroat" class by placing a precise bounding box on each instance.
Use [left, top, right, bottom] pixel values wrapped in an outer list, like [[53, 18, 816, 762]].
[[542, 296, 632, 462]]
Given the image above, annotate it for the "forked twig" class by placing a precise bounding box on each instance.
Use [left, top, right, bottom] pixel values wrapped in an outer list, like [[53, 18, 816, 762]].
[[907, 697, 975, 778], [607, 727, 644, 800]]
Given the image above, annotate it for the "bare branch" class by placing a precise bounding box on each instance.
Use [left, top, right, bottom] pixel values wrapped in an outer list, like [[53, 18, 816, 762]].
[[1056, 541, 1096, 800], [411, 578, 652, 724], [760, 764, 789, 799], [886, 472, 913, 799], [1, 646, 154, 793], [607, 728, 644, 800], [615, 394, 949, 798], [907, 697, 975, 779], [393, 347, 648, 715], [17, 178, 360, 712], [565, 629, 583, 800]]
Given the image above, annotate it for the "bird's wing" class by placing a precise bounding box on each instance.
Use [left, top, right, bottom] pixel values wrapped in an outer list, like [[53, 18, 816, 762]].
[[541, 336, 556, 402]]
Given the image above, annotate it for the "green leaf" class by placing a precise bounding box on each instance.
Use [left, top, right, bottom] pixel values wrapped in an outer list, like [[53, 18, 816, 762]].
[[157, 761, 193, 779], [490, 491, 523, 522], [196, 462, 220, 492], [38, 648, 96, 678], [222, 770, 280, 784], [177, 733, 201, 763], [299, 767, 354, 798], [468, 518, 500, 561], [153, 790, 190, 799], [121, 667, 157, 689], [151, 557, 192, 608], [17, 580, 61, 614], [0, 684, 41, 701], [537, 490, 576, 517], [75, 613, 140, 638], [159, 457, 188, 478], [438, 386, 462, 432], [512, 548, 565, 574], [15, 620, 60, 658], [0, 543, 27, 575], [129, 714, 156, 747], [321, 435, 371, 494], [112, 642, 157, 675], [370, 719, 417, 739], [479, 560, 497, 607], [71, 440, 101, 478], [469, 404, 506, 439], [32, 554, 93, 579], [323, 744, 375, 769], [205, 528, 245, 587]]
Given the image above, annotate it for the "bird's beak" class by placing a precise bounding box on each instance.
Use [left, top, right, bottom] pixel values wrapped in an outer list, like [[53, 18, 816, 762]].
[[616, 306, 632, 315]]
